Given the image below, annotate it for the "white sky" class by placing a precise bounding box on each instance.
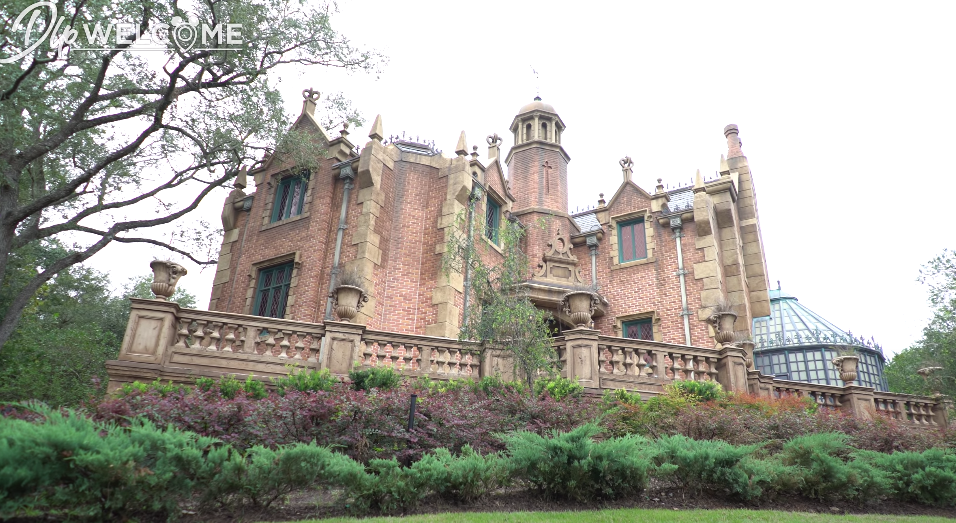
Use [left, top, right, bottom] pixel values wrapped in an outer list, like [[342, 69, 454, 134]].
[[94, 0, 956, 357]]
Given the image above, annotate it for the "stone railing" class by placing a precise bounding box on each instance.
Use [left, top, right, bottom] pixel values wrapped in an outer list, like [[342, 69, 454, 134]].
[[105, 299, 951, 427]]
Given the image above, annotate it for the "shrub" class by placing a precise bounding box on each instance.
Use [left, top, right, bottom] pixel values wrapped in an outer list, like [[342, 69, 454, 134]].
[[602, 388, 642, 407], [501, 423, 652, 502], [0, 403, 218, 519], [857, 448, 956, 506], [119, 378, 188, 397], [412, 376, 469, 394], [533, 377, 584, 401], [671, 380, 724, 402], [203, 443, 365, 508], [650, 435, 759, 498], [474, 374, 527, 396], [347, 458, 429, 514], [349, 366, 402, 392], [273, 368, 338, 395], [218, 374, 244, 399], [412, 445, 509, 503], [779, 433, 892, 501], [195, 376, 215, 392]]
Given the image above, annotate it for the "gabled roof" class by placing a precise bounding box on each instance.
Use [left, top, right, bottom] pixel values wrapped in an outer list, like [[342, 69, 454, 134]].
[[605, 179, 653, 210]]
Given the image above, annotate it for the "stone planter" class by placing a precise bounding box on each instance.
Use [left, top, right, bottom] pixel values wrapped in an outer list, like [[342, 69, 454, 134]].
[[741, 340, 755, 369], [149, 260, 187, 300], [562, 291, 597, 328], [712, 311, 737, 344], [331, 285, 368, 322], [831, 355, 859, 385]]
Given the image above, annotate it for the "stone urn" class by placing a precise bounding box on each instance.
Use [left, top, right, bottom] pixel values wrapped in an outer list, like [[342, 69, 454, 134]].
[[331, 285, 369, 322], [711, 312, 737, 345], [741, 339, 756, 369], [562, 291, 597, 328], [831, 355, 860, 385], [149, 260, 187, 300]]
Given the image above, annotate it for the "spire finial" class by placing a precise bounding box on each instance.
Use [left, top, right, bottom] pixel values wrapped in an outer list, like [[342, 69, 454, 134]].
[[598, 192, 606, 208], [693, 169, 704, 191], [655, 177, 664, 194], [369, 114, 384, 142], [301, 88, 320, 116], [455, 131, 468, 157], [471, 145, 479, 161], [719, 154, 729, 175]]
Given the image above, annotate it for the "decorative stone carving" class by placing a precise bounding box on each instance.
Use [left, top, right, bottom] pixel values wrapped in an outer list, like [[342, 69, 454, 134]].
[[741, 339, 755, 369], [149, 260, 187, 300], [330, 285, 369, 322], [562, 291, 599, 328], [831, 355, 859, 385], [533, 228, 585, 285]]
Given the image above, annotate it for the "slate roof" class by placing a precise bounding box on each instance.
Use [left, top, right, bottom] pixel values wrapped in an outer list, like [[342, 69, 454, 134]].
[[663, 188, 694, 213], [571, 212, 601, 233], [392, 140, 440, 156]]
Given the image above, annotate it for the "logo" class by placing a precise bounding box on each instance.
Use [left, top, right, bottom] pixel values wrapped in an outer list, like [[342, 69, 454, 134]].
[[1, 2, 243, 64]]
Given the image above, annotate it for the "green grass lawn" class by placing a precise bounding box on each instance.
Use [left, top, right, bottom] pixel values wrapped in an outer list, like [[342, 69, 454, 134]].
[[274, 508, 955, 523]]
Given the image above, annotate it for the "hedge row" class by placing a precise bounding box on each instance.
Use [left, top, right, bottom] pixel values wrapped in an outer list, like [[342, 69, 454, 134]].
[[3, 404, 956, 520]]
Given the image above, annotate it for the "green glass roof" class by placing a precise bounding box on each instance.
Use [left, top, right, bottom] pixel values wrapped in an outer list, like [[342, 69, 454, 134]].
[[752, 287, 882, 355]]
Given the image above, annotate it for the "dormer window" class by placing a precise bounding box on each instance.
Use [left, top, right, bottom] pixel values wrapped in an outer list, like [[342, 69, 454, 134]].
[[485, 198, 501, 244], [271, 169, 310, 222], [618, 218, 648, 263]]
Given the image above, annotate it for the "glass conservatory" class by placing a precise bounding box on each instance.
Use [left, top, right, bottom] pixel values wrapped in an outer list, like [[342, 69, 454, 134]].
[[751, 286, 888, 391]]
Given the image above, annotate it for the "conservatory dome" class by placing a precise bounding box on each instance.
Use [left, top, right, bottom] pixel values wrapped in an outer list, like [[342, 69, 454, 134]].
[[751, 285, 888, 391]]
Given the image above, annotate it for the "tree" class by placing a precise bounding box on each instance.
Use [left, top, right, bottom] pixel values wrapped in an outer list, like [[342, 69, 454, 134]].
[[886, 249, 956, 396], [0, 240, 196, 405], [0, 0, 383, 350], [442, 206, 556, 390]]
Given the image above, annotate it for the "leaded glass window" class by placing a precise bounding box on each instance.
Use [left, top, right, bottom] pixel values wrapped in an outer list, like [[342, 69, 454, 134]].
[[623, 319, 653, 341], [271, 170, 310, 222], [485, 199, 501, 244], [617, 219, 647, 263], [253, 263, 293, 318]]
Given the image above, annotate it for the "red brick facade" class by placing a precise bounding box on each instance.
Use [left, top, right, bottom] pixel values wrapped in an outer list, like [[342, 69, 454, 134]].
[[208, 98, 771, 348]]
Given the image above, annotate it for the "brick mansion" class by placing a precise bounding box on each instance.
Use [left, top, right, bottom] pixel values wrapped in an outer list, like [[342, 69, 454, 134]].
[[198, 89, 887, 389]]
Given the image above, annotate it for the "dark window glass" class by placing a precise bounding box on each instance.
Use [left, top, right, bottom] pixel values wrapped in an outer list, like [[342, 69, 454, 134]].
[[485, 199, 501, 244], [271, 170, 310, 222], [617, 219, 647, 263], [253, 263, 293, 318], [623, 319, 654, 341]]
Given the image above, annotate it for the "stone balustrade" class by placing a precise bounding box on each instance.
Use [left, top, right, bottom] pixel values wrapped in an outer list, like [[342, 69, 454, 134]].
[[105, 299, 952, 428]]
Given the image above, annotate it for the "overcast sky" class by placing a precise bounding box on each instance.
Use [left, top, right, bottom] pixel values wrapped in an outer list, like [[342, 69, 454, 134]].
[[96, 0, 956, 357]]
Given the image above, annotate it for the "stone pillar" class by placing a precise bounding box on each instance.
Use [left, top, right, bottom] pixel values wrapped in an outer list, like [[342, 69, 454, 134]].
[[321, 321, 366, 375], [562, 328, 600, 388], [716, 345, 749, 393], [934, 396, 953, 427], [747, 369, 774, 397], [117, 298, 181, 366], [840, 385, 876, 420]]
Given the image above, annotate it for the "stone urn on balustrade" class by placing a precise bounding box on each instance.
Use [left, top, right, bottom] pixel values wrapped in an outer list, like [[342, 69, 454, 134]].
[[330, 285, 369, 322], [562, 291, 598, 328], [711, 311, 737, 346], [740, 337, 756, 369], [831, 355, 860, 385], [149, 259, 187, 300]]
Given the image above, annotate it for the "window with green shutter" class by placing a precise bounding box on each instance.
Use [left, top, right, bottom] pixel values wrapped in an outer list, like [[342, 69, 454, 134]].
[[270, 170, 310, 223], [485, 198, 501, 244], [253, 263, 293, 318], [617, 218, 647, 263]]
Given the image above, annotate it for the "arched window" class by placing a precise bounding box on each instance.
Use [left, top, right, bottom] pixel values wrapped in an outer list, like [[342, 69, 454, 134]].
[[525, 123, 532, 142], [541, 122, 548, 141]]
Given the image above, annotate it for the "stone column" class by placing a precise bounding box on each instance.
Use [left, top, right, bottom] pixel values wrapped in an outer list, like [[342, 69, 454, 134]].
[[934, 396, 953, 427], [715, 345, 749, 393], [321, 320, 366, 375], [562, 328, 600, 388]]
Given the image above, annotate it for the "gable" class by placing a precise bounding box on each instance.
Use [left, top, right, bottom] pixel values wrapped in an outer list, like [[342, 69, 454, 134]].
[[606, 180, 652, 215]]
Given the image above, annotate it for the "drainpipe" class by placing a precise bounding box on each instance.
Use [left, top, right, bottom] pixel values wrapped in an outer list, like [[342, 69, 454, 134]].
[[324, 161, 356, 320], [670, 216, 692, 345], [461, 183, 483, 327], [586, 235, 599, 287]]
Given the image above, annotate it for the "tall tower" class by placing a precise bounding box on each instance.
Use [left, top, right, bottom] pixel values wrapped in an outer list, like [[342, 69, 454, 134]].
[[505, 97, 572, 255]]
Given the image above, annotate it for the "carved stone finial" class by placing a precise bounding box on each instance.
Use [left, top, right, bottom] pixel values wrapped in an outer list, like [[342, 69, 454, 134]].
[[620, 156, 634, 182], [369, 114, 384, 142], [655, 177, 665, 194], [340, 122, 350, 139], [597, 192, 606, 208], [486, 133, 502, 146], [719, 154, 730, 175], [455, 131, 468, 157], [471, 145, 479, 161], [302, 88, 320, 101]]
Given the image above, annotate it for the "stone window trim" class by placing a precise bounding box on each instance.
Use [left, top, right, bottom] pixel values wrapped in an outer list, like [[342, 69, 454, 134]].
[[243, 251, 302, 319], [607, 209, 655, 268], [259, 168, 317, 231], [613, 311, 662, 342]]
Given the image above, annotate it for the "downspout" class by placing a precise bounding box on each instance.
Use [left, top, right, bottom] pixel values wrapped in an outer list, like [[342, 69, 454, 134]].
[[461, 183, 483, 327], [671, 216, 692, 345], [324, 161, 357, 320], [586, 235, 598, 287], [318, 160, 356, 367]]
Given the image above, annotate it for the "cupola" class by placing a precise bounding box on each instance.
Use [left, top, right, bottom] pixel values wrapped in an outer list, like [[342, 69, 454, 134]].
[[509, 96, 566, 146]]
